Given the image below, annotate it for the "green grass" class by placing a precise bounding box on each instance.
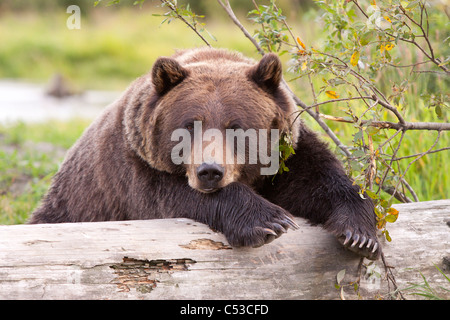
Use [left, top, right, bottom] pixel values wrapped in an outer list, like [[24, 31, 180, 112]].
[[0, 120, 90, 224], [401, 265, 450, 300]]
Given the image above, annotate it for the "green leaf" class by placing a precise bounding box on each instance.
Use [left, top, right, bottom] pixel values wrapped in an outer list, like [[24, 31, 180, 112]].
[[406, 0, 420, 10], [353, 130, 363, 142], [374, 207, 384, 219], [380, 199, 391, 209], [435, 105, 443, 119], [385, 214, 398, 223], [352, 149, 366, 158], [384, 229, 392, 242], [366, 125, 380, 137], [360, 31, 375, 46], [365, 190, 379, 200]]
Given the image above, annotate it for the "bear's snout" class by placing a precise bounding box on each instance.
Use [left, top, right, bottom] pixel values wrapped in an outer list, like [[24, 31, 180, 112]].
[[196, 162, 224, 193]]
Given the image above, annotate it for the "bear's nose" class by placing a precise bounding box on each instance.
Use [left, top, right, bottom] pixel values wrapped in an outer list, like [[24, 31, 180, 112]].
[[197, 162, 224, 184]]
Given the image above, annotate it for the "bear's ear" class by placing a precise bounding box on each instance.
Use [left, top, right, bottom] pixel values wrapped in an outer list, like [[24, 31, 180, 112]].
[[151, 57, 189, 95], [248, 53, 282, 94]]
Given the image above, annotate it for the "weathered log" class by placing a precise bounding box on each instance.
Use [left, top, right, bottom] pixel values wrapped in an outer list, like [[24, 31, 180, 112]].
[[0, 200, 449, 300]]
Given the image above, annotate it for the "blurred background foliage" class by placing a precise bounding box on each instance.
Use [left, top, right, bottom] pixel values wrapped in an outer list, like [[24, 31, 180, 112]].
[[0, 0, 448, 224], [0, 0, 317, 89]]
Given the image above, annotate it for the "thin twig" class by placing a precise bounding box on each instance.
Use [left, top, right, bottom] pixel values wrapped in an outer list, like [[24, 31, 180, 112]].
[[382, 252, 405, 300], [377, 129, 403, 150], [386, 60, 432, 69], [308, 96, 374, 109], [377, 129, 413, 202], [412, 70, 448, 75], [318, 113, 450, 131], [160, 0, 211, 47], [351, 0, 369, 19], [352, 0, 449, 73], [391, 130, 442, 203], [288, 88, 352, 157], [392, 147, 450, 161], [217, 0, 265, 55], [399, 3, 435, 61], [376, 159, 414, 202]]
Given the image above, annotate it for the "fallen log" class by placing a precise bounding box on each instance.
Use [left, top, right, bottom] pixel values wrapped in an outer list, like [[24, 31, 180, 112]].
[[0, 200, 449, 300]]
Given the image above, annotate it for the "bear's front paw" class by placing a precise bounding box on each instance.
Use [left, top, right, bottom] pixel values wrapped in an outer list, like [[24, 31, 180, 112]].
[[225, 204, 299, 248], [337, 229, 381, 260], [324, 200, 381, 260]]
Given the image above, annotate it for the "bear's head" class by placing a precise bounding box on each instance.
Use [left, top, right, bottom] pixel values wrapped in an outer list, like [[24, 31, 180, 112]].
[[125, 48, 299, 193]]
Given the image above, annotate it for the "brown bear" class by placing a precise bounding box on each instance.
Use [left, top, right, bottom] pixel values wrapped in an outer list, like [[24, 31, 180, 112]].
[[29, 47, 380, 260]]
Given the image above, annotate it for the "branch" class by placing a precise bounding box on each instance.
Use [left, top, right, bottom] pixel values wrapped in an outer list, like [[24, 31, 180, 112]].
[[375, 96, 406, 125], [392, 147, 450, 161], [399, 3, 436, 61], [216, 0, 265, 55], [305, 89, 449, 132], [286, 85, 352, 158], [374, 121, 450, 131], [160, 0, 211, 48], [321, 114, 450, 131]]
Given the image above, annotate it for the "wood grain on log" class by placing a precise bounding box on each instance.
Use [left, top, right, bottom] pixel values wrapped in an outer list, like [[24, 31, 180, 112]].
[[0, 200, 449, 300]]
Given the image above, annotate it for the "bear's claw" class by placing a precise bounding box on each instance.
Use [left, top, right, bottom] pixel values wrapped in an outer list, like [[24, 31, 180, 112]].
[[285, 216, 300, 230], [251, 215, 299, 247], [252, 227, 278, 247], [338, 229, 381, 260], [226, 208, 299, 248]]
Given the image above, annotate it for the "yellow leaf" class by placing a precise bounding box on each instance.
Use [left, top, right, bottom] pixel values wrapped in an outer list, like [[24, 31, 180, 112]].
[[301, 61, 308, 71], [350, 51, 360, 67], [325, 90, 340, 99], [380, 44, 385, 54], [370, 0, 376, 5], [387, 207, 399, 216], [296, 37, 306, 50], [385, 43, 395, 51], [377, 220, 386, 230], [384, 16, 392, 23]]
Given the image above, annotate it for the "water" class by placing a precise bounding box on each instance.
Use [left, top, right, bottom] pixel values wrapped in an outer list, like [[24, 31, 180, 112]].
[[0, 80, 121, 123]]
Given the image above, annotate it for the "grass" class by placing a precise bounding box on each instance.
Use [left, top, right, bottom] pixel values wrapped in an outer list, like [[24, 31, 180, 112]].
[[0, 6, 448, 224], [401, 265, 450, 300], [0, 119, 91, 224]]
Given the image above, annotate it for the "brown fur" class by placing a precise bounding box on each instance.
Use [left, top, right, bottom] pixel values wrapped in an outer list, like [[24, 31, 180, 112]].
[[30, 48, 380, 259]]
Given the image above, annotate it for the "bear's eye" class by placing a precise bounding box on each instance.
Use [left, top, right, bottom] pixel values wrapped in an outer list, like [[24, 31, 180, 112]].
[[184, 122, 195, 132], [227, 123, 242, 131]]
